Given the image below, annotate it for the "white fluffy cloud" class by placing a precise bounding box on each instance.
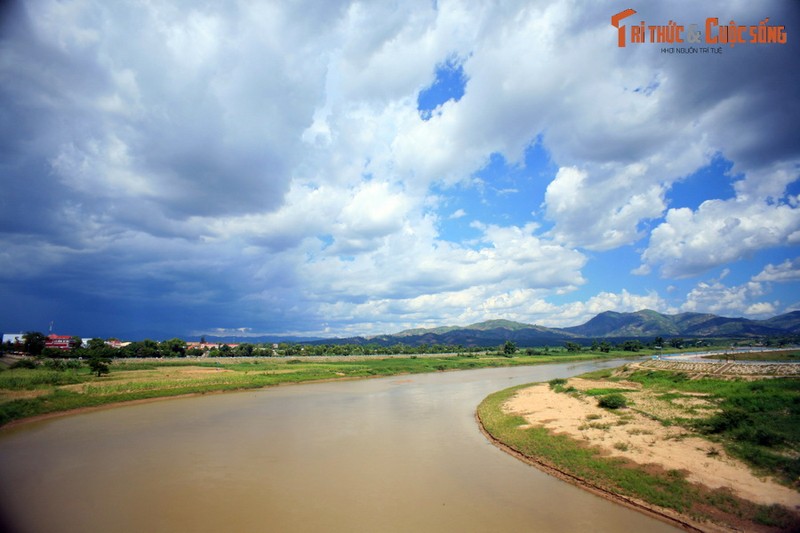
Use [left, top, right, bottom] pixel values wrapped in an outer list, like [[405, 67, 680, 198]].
[[754, 258, 800, 283], [1, 0, 797, 337], [639, 188, 800, 278], [681, 279, 775, 318], [544, 166, 667, 250], [303, 220, 586, 302]]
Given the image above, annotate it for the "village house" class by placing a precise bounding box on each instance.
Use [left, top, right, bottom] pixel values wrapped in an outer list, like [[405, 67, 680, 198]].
[[45, 334, 81, 351]]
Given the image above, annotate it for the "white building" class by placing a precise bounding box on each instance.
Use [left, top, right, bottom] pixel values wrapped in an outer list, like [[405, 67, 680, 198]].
[[2, 333, 24, 345]]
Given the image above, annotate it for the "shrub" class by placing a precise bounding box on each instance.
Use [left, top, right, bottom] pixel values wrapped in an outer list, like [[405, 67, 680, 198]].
[[43, 358, 68, 371], [87, 357, 110, 377], [548, 378, 570, 393], [598, 393, 627, 409], [10, 358, 38, 369], [697, 407, 751, 434]]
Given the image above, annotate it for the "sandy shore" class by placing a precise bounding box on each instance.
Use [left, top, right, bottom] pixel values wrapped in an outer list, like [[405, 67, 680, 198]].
[[504, 378, 800, 510], [480, 374, 800, 532]]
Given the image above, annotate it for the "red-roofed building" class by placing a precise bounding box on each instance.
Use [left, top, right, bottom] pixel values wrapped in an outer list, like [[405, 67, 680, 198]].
[[45, 335, 80, 351]]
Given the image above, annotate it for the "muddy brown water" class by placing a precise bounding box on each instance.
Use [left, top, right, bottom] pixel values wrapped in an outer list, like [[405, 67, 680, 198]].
[[0, 361, 679, 532]]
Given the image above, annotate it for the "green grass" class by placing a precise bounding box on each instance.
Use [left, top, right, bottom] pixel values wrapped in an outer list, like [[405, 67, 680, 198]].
[[582, 387, 637, 396], [478, 383, 800, 530], [599, 368, 800, 486], [0, 368, 86, 389]]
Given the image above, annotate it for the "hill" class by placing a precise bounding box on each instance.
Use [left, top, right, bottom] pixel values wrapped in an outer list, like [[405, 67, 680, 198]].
[[563, 309, 795, 338], [310, 310, 800, 348]]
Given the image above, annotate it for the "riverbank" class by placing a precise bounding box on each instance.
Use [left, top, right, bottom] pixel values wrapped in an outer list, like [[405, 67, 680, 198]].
[[477, 362, 800, 532], [0, 351, 642, 428]]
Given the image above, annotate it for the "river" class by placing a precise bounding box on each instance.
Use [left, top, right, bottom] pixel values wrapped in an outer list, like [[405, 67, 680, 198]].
[[0, 360, 679, 532]]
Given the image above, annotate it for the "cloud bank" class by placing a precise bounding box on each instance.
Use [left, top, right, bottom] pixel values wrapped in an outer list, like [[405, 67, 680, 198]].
[[0, 0, 797, 338]]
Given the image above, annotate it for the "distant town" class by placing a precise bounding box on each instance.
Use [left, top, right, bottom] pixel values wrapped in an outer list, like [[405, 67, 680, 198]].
[[0, 330, 511, 358], [1, 332, 267, 357]]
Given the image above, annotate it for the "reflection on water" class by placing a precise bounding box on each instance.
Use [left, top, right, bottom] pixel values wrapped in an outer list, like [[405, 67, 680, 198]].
[[0, 361, 679, 532]]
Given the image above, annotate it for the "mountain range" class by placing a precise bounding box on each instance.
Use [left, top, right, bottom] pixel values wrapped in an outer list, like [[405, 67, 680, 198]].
[[202, 310, 800, 347]]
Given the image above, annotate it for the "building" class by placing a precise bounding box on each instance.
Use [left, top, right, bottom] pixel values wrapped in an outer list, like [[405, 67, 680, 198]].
[[186, 341, 240, 352], [105, 339, 131, 349], [45, 335, 80, 351], [2, 333, 24, 346]]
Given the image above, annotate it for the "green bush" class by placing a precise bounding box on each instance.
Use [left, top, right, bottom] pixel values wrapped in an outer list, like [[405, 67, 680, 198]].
[[10, 358, 38, 369], [548, 378, 571, 393], [696, 407, 751, 434], [598, 393, 627, 409], [43, 358, 68, 371]]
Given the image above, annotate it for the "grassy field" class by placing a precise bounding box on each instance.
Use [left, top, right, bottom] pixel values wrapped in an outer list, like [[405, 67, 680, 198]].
[[616, 368, 800, 487], [0, 350, 639, 427], [478, 366, 800, 531]]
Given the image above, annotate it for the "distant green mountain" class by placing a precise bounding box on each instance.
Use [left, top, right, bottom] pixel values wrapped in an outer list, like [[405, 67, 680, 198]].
[[762, 310, 800, 331], [363, 319, 574, 347], [562, 309, 794, 338], [393, 325, 462, 337], [465, 319, 535, 331], [336, 309, 800, 347], [561, 310, 680, 337]]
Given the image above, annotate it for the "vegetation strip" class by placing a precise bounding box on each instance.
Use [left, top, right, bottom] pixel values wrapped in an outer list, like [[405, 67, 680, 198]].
[[477, 367, 800, 532], [0, 351, 641, 427]]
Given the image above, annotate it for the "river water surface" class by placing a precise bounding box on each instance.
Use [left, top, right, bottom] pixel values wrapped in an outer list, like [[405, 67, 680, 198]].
[[0, 360, 680, 532]]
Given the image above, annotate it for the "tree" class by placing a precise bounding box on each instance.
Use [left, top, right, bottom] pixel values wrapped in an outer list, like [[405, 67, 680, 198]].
[[87, 338, 107, 351], [502, 341, 517, 355], [234, 343, 254, 357], [79, 338, 116, 361], [122, 339, 161, 358], [162, 338, 187, 357], [22, 331, 47, 355], [564, 341, 582, 352], [88, 355, 111, 377], [41, 347, 64, 358], [621, 340, 642, 352]]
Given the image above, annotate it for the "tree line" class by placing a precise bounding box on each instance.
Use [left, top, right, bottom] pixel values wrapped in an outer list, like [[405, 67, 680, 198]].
[[5, 331, 795, 360]]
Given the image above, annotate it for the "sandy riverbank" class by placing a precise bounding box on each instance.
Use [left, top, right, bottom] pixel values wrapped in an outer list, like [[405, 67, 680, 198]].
[[504, 378, 800, 510], [478, 369, 800, 532]]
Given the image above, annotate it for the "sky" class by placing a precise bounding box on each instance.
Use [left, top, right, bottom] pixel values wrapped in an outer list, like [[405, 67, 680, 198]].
[[1, 0, 799, 340]]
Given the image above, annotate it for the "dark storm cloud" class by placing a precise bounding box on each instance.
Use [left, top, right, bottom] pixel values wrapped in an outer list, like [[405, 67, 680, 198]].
[[0, 0, 328, 237], [656, 2, 800, 171]]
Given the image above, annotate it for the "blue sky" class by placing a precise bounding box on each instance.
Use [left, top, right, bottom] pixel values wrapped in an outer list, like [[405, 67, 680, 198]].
[[1, 0, 799, 340]]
